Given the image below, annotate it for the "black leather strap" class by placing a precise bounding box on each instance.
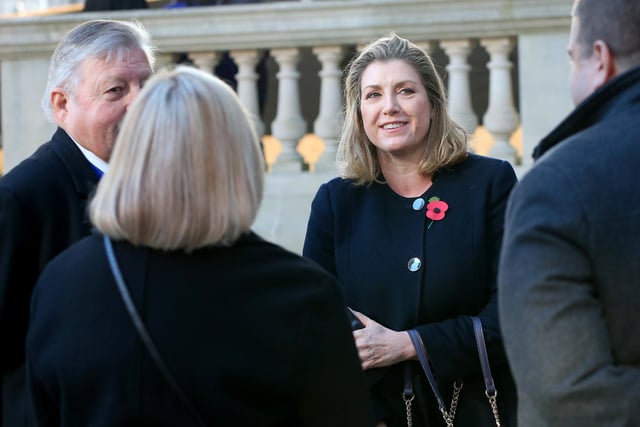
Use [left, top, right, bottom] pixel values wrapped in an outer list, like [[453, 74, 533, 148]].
[[407, 329, 448, 414], [103, 235, 207, 426], [471, 316, 496, 396], [403, 363, 414, 398]]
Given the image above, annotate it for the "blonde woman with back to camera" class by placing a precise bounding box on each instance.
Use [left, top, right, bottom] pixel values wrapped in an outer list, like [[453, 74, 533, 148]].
[[26, 66, 375, 427]]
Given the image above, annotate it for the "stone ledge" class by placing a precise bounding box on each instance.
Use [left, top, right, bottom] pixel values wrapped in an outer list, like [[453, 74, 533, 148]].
[[0, 0, 573, 58]]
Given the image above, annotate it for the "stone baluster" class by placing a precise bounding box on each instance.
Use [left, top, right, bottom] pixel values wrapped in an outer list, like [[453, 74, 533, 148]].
[[189, 52, 219, 73], [481, 37, 519, 162], [230, 49, 265, 138], [441, 39, 478, 136], [155, 53, 180, 72], [416, 41, 435, 55], [270, 48, 306, 172], [312, 45, 345, 173]]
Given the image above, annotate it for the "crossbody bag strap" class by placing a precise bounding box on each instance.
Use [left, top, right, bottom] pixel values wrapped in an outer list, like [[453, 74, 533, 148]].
[[471, 316, 502, 427], [103, 235, 206, 427]]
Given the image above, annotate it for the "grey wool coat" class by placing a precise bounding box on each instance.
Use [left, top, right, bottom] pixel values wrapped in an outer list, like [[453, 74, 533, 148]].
[[499, 65, 640, 427]]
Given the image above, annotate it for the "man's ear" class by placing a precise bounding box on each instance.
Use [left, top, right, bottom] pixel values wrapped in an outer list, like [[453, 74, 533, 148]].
[[592, 40, 617, 89], [50, 89, 68, 123]]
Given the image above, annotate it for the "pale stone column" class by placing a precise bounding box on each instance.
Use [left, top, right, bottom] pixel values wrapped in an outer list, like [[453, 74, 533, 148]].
[[312, 45, 345, 173], [189, 52, 219, 73], [481, 37, 519, 162], [231, 49, 265, 138], [270, 48, 306, 172], [416, 41, 435, 55], [155, 53, 180, 72], [440, 39, 478, 135], [517, 32, 573, 174], [2, 57, 54, 173]]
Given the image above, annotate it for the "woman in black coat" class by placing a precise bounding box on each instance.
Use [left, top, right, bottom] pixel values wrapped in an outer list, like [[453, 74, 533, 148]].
[[303, 34, 518, 427], [26, 66, 374, 427]]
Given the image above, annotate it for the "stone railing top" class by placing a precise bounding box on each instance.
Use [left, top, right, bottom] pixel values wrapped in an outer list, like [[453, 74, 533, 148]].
[[0, 0, 572, 58]]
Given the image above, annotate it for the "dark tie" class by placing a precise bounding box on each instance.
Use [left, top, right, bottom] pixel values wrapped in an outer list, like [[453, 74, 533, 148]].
[[90, 163, 104, 179]]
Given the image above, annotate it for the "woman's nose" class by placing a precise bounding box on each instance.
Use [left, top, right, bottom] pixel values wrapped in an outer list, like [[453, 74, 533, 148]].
[[383, 95, 399, 115]]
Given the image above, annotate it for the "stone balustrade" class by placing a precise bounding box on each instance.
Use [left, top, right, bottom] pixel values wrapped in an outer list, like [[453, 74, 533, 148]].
[[0, 0, 576, 252]]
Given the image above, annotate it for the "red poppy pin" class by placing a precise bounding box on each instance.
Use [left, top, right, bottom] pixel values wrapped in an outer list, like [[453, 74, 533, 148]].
[[426, 196, 448, 229]]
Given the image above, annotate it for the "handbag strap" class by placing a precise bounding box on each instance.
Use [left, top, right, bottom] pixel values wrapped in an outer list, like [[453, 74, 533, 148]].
[[407, 329, 454, 423], [471, 316, 496, 395], [409, 318, 502, 427], [103, 235, 206, 427], [471, 316, 502, 427]]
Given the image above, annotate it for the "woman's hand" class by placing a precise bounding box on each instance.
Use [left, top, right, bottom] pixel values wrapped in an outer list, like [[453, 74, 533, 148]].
[[350, 309, 416, 370]]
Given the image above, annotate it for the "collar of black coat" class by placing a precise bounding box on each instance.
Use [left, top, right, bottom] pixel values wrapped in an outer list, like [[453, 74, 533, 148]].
[[532, 64, 640, 161], [51, 127, 101, 196]]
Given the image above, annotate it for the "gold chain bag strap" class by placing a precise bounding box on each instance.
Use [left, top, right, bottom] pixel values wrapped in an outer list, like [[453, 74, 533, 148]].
[[406, 316, 501, 427]]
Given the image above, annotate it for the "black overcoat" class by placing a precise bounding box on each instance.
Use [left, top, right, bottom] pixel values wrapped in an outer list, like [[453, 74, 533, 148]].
[[27, 232, 374, 426], [0, 128, 99, 425], [303, 153, 518, 427]]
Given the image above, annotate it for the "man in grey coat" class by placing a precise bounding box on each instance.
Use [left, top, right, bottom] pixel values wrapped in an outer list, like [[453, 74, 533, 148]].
[[498, 0, 640, 426]]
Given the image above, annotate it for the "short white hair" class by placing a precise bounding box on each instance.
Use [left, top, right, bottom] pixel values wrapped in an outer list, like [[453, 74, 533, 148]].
[[41, 19, 156, 123]]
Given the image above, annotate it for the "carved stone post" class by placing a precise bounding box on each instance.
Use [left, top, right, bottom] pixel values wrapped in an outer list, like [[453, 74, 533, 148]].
[[441, 39, 478, 135], [312, 45, 345, 173], [155, 53, 180, 72], [231, 49, 265, 138], [189, 52, 219, 73], [270, 48, 306, 172], [481, 37, 519, 162]]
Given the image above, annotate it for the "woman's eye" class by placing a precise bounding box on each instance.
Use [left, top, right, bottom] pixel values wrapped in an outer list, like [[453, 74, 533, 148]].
[[364, 91, 380, 99], [399, 88, 415, 95]]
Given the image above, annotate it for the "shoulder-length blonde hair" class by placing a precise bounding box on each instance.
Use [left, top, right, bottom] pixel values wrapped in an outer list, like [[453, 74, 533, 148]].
[[338, 33, 468, 185], [90, 65, 264, 252]]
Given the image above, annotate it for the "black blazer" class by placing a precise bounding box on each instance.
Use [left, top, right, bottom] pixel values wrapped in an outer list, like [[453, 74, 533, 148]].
[[0, 128, 99, 425], [303, 153, 518, 427], [26, 232, 374, 427]]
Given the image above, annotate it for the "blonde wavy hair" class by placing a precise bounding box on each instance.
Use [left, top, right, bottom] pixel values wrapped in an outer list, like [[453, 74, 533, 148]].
[[337, 33, 468, 185]]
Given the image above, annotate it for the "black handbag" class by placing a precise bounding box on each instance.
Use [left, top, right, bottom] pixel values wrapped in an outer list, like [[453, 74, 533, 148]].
[[405, 317, 501, 427], [103, 235, 207, 427]]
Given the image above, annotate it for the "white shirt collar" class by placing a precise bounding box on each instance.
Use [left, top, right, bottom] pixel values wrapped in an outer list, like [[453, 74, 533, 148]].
[[70, 137, 109, 175]]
